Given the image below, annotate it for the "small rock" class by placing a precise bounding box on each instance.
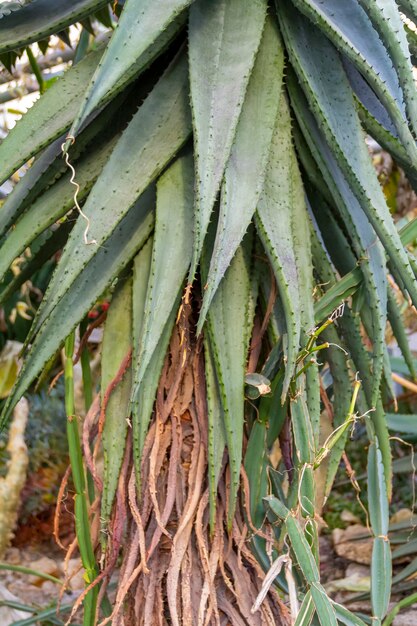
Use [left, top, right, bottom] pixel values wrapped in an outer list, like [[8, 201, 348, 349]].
[[340, 510, 361, 525], [390, 508, 414, 525], [41, 580, 58, 595], [28, 556, 59, 586], [332, 524, 373, 565], [61, 558, 85, 591], [325, 570, 370, 594], [4, 547, 20, 564], [345, 563, 370, 578]]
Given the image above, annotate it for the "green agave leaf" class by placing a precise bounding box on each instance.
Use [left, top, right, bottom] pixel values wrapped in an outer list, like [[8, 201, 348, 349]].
[[290, 0, 417, 165], [0, 86, 133, 239], [386, 413, 417, 434], [197, 15, 283, 332], [310, 193, 356, 280], [400, 216, 417, 246], [131, 238, 175, 490], [391, 454, 415, 476], [243, 419, 269, 530], [331, 601, 367, 626], [392, 553, 417, 585], [371, 537, 392, 622], [294, 591, 315, 626], [309, 212, 337, 288], [188, 0, 267, 281], [0, 0, 107, 54], [392, 539, 417, 559], [294, 123, 335, 208], [310, 218, 392, 496], [389, 516, 417, 533], [280, 4, 417, 308], [360, 0, 417, 138], [291, 391, 314, 469], [27, 53, 192, 344], [368, 442, 389, 537], [0, 189, 155, 429], [314, 269, 362, 324], [355, 100, 417, 193], [133, 309, 177, 491], [132, 238, 153, 373], [343, 57, 408, 155], [343, 313, 393, 498], [244, 370, 286, 528], [69, 0, 189, 139], [205, 235, 253, 526], [289, 70, 388, 407], [0, 47, 103, 186], [131, 153, 194, 475], [130, 237, 172, 486], [204, 335, 226, 532], [0, 138, 64, 238], [264, 496, 320, 584], [310, 582, 337, 626], [321, 328, 353, 497], [262, 279, 285, 348], [0, 219, 73, 305], [254, 96, 301, 401], [309, 222, 354, 496], [0, 133, 118, 286], [342, 55, 398, 138], [391, 355, 417, 378], [387, 290, 416, 380], [310, 184, 386, 408], [101, 276, 133, 526], [368, 442, 392, 620], [290, 142, 320, 446], [291, 389, 316, 519]]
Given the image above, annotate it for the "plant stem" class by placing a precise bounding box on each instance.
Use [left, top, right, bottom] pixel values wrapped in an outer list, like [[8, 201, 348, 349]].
[[80, 318, 95, 504], [26, 46, 45, 94], [382, 591, 417, 626], [64, 332, 99, 626]]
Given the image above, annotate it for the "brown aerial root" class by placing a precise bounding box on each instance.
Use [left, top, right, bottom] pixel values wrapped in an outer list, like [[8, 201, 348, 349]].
[[54, 464, 72, 551], [82, 395, 102, 493], [65, 301, 290, 625]]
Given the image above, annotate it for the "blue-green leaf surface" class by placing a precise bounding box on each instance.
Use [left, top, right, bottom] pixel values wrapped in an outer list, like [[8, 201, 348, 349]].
[[0, 0, 107, 54], [197, 16, 284, 331], [101, 277, 133, 526], [1, 190, 155, 428], [255, 94, 301, 400], [69, 0, 189, 137], [188, 0, 267, 280], [0, 48, 102, 185], [279, 4, 417, 308], [130, 153, 194, 470], [27, 53, 192, 343], [205, 236, 252, 525]]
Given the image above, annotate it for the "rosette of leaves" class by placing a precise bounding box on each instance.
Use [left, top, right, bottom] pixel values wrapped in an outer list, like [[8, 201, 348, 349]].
[[1, 1, 417, 625]]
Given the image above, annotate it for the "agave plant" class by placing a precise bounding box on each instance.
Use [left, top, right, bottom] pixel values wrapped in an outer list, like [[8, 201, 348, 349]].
[[1, 0, 417, 624]]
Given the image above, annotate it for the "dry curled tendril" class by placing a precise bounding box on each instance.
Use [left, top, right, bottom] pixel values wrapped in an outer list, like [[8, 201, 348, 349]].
[[62, 135, 97, 246]]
